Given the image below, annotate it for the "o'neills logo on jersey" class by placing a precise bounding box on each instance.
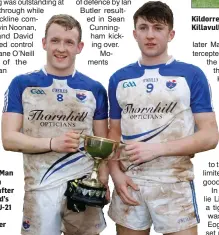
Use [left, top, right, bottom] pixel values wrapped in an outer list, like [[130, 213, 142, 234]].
[[143, 78, 159, 83], [52, 88, 68, 93], [123, 102, 177, 120], [28, 110, 88, 128]]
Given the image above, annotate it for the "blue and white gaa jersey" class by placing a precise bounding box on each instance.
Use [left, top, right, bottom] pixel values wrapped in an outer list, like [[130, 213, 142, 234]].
[[109, 57, 213, 183], [3, 68, 108, 191]]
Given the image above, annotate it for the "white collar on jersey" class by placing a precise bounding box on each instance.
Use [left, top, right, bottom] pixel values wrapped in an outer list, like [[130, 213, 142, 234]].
[[137, 56, 175, 67], [42, 66, 76, 77]]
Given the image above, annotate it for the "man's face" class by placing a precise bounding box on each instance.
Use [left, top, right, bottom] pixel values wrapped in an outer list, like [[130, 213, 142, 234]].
[[133, 17, 175, 61], [42, 23, 84, 75]]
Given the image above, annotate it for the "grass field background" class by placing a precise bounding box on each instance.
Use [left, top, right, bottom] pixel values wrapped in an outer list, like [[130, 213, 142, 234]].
[[192, 0, 219, 8]]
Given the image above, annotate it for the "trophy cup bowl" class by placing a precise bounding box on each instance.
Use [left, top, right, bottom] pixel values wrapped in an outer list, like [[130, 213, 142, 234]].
[[84, 135, 119, 159], [66, 134, 122, 208]]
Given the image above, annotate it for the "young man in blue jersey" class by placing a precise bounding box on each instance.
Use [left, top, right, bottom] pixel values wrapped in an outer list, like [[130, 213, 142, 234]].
[[108, 1, 218, 235], [2, 14, 108, 235]]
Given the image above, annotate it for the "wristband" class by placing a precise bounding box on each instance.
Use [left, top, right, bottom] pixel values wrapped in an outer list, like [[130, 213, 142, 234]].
[[50, 138, 53, 151]]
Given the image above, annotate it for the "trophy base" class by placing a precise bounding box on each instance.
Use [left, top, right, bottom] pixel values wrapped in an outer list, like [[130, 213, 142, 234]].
[[65, 179, 108, 211]]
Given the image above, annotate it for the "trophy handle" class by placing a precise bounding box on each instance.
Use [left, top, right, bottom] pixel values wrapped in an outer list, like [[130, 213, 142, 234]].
[[78, 134, 93, 160], [77, 147, 93, 159], [109, 143, 130, 161], [80, 134, 86, 139]]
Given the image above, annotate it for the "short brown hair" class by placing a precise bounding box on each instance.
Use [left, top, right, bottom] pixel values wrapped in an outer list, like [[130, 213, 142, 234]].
[[133, 1, 173, 30], [45, 14, 82, 42]]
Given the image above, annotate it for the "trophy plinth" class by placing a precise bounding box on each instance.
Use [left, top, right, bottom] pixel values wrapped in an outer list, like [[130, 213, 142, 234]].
[[65, 178, 107, 210]]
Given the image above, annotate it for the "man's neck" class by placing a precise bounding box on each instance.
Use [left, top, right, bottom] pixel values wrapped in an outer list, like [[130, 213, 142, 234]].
[[44, 65, 75, 77], [140, 54, 172, 66]]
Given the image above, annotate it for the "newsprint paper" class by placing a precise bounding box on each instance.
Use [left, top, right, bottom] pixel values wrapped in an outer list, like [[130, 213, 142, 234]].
[[0, 0, 219, 234]]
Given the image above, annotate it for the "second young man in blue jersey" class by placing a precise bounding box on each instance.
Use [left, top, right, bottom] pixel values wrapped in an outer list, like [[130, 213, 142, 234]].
[[108, 1, 218, 235]]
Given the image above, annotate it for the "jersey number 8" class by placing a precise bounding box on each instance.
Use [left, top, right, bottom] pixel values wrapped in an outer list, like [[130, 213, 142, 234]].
[[57, 94, 64, 102]]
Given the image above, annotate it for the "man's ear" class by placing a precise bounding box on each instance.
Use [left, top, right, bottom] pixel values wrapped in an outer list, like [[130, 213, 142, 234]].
[[77, 41, 84, 54], [42, 37, 46, 51], [133, 29, 137, 41], [168, 30, 175, 42]]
